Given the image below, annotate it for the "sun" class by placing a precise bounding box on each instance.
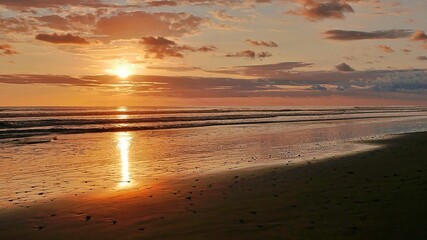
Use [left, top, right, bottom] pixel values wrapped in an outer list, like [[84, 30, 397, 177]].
[[114, 65, 132, 79]]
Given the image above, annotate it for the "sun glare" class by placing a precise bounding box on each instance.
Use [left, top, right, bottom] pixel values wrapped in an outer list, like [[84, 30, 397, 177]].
[[114, 65, 132, 79]]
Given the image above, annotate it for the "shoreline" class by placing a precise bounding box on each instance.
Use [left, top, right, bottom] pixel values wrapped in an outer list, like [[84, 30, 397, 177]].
[[1, 131, 427, 239], [2, 114, 426, 141]]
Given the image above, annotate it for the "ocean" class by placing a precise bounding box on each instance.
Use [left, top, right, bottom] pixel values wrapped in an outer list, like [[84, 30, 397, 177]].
[[0, 106, 426, 208], [1, 106, 426, 141]]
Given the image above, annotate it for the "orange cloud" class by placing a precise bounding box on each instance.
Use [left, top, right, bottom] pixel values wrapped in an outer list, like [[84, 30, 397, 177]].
[[1, 68, 426, 102], [146, 1, 178, 7], [210, 9, 242, 22], [0, 43, 18, 55], [140, 36, 216, 59], [95, 11, 207, 40], [0, 16, 37, 34], [245, 39, 278, 47], [324, 29, 413, 40], [34, 13, 96, 31], [0, 74, 93, 86], [0, 0, 113, 9], [402, 48, 412, 54], [35, 33, 91, 44], [411, 31, 427, 41], [225, 50, 272, 59], [211, 62, 313, 77], [376, 45, 394, 53], [148, 0, 272, 8], [0, 0, 273, 11], [335, 62, 355, 72], [287, 0, 356, 21]]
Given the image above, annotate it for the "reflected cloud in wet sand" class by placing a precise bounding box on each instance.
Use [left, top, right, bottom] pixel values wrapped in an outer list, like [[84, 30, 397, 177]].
[[117, 132, 132, 187]]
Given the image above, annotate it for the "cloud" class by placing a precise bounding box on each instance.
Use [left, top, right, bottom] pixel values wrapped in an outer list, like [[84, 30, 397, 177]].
[[146, 1, 178, 7], [2, 68, 423, 97], [225, 50, 272, 59], [209, 63, 427, 95], [95, 11, 207, 40], [417, 56, 427, 61], [34, 15, 69, 31], [66, 71, 427, 102], [197, 45, 217, 52], [0, 74, 94, 86], [141, 36, 176, 46], [0, 43, 18, 55], [1, 12, 98, 35], [1, 69, 426, 102], [140, 36, 183, 58], [140, 36, 216, 59], [307, 84, 327, 91], [245, 39, 278, 47], [35, 33, 91, 45], [226, 50, 256, 58], [34, 13, 96, 32], [287, 0, 356, 21], [336, 84, 351, 91], [0, 0, 273, 10], [402, 49, 412, 54], [0, 16, 37, 34], [81, 75, 283, 98], [210, 9, 242, 22], [211, 61, 313, 77], [147, 65, 202, 72], [0, 0, 83, 8], [371, 71, 427, 92], [256, 52, 273, 58], [0, 0, 111, 9], [324, 29, 413, 41], [376, 45, 394, 53], [335, 62, 355, 72], [156, 0, 272, 8], [411, 31, 427, 41]]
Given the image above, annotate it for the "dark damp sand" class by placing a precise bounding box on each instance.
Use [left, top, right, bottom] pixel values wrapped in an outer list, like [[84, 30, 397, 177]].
[[1, 132, 427, 240]]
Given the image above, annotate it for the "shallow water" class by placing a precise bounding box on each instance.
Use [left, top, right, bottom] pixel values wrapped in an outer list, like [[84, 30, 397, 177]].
[[0, 107, 426, 209]]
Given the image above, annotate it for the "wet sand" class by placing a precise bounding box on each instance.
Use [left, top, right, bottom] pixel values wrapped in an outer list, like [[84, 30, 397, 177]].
[[1, 132, 427, 239]]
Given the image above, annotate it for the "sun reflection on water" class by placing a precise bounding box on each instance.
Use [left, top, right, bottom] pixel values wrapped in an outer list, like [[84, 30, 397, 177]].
[[117, 106, 129, 121], [118, 106, 127, 112], [117, 132, 132, 187], [118, 114, 129, 120]]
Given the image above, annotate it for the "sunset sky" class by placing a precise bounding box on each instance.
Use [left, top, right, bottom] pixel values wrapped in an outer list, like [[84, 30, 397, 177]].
[[0, 0, 426, 106]]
